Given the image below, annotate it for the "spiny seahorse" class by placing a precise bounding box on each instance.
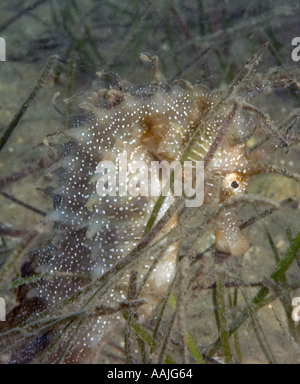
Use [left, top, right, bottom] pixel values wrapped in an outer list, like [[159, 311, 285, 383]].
[[0, 48, 292, 364]]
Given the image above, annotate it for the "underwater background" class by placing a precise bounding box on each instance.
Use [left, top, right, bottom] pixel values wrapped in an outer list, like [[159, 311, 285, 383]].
[[0, 0, 300, 364]]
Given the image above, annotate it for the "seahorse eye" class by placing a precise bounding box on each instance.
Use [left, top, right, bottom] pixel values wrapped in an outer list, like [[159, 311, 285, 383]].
[[231, 180, 239, 189]]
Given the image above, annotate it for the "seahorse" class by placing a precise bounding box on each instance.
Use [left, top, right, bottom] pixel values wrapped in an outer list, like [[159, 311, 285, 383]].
[[0, 49, 290, 363]]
